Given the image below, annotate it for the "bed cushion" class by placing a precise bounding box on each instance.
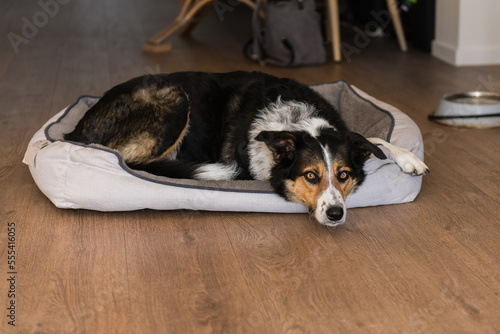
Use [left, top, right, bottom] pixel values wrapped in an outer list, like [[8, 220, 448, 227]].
[[23, 80, 425, 213]]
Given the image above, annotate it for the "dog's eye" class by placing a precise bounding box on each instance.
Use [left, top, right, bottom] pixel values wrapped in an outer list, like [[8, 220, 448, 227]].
[[304, 171, 319, 184], [338, 171, 350, 182]]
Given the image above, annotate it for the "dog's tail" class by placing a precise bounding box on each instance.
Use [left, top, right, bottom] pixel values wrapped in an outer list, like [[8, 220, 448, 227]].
[[128, 160, 242, 180]]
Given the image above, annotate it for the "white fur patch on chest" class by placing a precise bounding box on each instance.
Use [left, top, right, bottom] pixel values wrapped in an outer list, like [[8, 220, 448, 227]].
[[247, 97, 334, 180]]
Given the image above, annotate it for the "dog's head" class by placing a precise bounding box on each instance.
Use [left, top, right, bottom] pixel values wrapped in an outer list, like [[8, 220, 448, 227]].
[[256, 129, 386, 226]]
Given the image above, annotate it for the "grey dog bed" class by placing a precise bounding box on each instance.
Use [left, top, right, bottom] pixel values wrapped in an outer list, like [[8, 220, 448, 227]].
[[23, 80, 425, 213]]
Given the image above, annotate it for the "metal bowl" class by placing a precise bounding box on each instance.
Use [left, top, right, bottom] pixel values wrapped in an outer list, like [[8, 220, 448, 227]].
[[429, 91, 500, 128]]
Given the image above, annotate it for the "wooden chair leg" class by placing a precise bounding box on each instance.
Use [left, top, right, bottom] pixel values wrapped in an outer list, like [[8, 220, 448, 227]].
[[386, 0, 408, 51], [326, 0, 341, 62], [142, 0, 214, 53], [178, 4, 210, 36], [143, 0, 257, 53]]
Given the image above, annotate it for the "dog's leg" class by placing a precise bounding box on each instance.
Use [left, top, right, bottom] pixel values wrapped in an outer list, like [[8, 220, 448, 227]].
[[368, 137, 429, 176]]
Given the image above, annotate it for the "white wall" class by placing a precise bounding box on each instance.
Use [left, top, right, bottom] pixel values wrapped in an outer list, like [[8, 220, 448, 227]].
[[432, 0, 500, 66]]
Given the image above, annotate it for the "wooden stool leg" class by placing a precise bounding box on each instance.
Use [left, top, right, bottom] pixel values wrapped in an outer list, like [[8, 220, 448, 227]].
[[386, 0, 408, 51], [178, 5, 210, 36], [326, 0, 341, 62], [142, 0, 214, 53]]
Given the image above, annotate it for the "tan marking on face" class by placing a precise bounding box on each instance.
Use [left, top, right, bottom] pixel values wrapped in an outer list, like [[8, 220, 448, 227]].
[[331, 161, 356, 200], [286, 162, 329, 211]]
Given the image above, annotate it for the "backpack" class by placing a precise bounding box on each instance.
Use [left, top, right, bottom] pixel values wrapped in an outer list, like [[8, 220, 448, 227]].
[[245, 0, 326, 67]]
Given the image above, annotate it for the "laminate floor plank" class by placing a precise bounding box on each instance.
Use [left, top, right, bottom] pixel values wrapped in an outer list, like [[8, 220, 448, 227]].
[[338, 206, 499, 334], [17, 207, 132, 333], [222, 213, 411, 333], [124, 211, 266, 333]]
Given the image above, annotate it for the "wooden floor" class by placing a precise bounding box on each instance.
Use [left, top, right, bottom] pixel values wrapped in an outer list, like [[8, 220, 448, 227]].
[[1, 0, 500, 333]]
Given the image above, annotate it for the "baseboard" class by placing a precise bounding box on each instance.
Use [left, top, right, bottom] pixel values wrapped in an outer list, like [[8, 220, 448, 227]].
[[432, 40, 500, 66]]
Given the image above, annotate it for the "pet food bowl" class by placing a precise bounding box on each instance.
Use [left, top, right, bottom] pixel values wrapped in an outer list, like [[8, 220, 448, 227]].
[[429, 91, 500, 128]]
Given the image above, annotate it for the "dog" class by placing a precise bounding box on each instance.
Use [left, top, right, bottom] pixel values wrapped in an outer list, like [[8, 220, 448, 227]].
[[65, 71, 428, 226]]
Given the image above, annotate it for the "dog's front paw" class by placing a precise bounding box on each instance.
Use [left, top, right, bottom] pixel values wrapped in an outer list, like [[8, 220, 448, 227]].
[[393, 147, 429, 176]]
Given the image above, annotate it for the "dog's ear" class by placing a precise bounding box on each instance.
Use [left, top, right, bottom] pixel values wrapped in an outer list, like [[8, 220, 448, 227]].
[[255, 131, 300, 161], [347, 132, 387, 165]]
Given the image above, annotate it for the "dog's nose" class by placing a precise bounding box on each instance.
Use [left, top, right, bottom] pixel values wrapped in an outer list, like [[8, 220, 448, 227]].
[[326, 206, 344, 221]]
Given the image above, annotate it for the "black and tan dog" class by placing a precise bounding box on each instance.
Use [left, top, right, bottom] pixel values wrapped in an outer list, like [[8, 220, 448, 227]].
[[65, 71, 428, 226]]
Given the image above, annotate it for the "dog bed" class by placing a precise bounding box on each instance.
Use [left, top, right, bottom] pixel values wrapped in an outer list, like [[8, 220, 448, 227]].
[[23, 80, 425, 214]]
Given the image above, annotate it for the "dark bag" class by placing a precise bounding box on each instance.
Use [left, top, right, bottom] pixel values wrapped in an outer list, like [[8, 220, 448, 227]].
[[245, 0, 326, 67]]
